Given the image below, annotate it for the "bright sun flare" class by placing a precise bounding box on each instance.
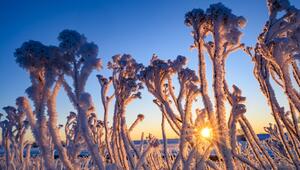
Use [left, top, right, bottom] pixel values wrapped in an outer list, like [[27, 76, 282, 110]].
[[201, 127, 212, 139]]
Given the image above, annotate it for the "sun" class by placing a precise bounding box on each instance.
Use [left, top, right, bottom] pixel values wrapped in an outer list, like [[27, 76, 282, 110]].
[[200, 127, 212, 139]]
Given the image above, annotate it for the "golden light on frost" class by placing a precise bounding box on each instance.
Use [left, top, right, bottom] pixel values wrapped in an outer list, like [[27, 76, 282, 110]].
[[200, 127, 212, 139]]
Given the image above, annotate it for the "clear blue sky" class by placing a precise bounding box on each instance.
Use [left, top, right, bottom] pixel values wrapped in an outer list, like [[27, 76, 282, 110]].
[[1, 0, 299, 139]]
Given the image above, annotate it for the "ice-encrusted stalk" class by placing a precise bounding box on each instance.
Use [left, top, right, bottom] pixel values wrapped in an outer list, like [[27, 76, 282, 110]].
[[161, 114, 171, 170], [196, 31, 215, 124], [212, 55, 235, 169], [241, 116, 276, 168], [134, 138, 159, 170], [119, 106, 136, 169], [78, 93, 105, 169], [17, 95, 55, 170], [47, 79, 74, 169], [129, 114, 144, 133], [36, 88, 56, 170], [97, 74, 114, 163]]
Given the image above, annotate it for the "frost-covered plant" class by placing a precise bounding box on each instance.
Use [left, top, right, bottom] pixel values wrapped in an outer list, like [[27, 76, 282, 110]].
[[0, 104, 29, 170], [226, 85, 276, 169], [97, 54, 153, 170], [57, 29, 104, 169], [184, 1, 299, 169], [139, 55, 227, 169], [64, 111, 85, 163], [243, 0, 300, 168], [14, 29, 102, 169], [14, 40, 72, 169], [139, 55, 189, 135], [185, 3, 246, 169]]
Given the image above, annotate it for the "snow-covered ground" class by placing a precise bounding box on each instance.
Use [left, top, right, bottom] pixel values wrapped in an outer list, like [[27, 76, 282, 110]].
[[0, 134, 271, 158]]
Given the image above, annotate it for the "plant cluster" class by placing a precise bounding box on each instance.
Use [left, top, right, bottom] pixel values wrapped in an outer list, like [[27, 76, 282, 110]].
[[0, 0, 299, 169]]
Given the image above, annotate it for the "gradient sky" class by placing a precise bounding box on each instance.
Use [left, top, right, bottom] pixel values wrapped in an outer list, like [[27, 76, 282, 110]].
[[1, 0, 299, 140]]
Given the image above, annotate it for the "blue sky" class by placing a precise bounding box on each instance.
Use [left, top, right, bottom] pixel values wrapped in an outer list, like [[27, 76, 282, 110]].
[[0, 0, 299, 139]]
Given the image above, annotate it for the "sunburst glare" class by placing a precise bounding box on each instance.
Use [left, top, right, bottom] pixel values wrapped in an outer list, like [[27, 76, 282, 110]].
[[200, 127, 213, 140]]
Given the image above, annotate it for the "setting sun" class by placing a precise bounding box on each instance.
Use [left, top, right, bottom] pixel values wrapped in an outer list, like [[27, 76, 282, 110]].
[[201, 127, 212, 139]]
